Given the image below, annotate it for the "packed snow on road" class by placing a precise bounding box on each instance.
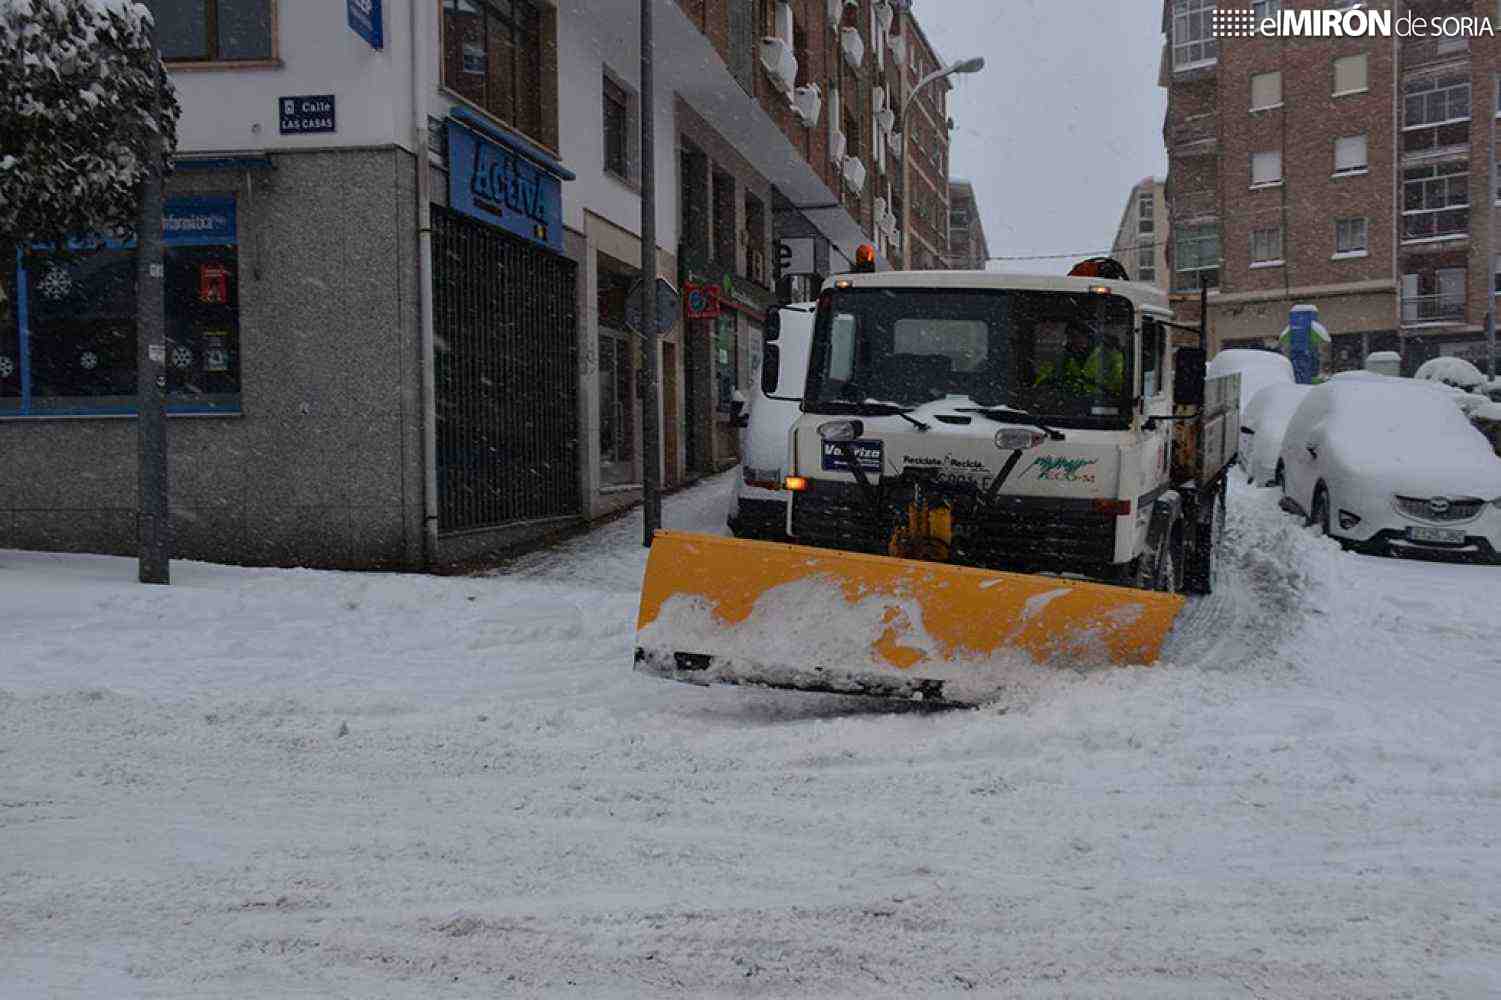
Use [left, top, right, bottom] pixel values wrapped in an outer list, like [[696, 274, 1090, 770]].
[[3, 474, 1500, 998]]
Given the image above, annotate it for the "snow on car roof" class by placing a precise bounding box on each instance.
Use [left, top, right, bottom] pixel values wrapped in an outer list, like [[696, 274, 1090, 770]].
[[1308, 380, 1501, 498], [1414, 356, 1486, 389]]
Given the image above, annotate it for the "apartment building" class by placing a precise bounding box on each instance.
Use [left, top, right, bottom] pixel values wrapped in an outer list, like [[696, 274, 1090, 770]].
[[945, 179, 990, 269], [0, 0, 964, 569], [1161, 0, 1499, 373], [894, 11, 954, 270], [1110, 177, 1169, 290]]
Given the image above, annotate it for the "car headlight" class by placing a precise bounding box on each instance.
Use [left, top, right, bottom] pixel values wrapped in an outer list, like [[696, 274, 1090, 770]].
[[817, 419, 864, 441]]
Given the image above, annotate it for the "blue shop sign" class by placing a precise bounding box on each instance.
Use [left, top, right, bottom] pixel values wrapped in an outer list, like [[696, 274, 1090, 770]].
[[31, 196, 236, 252], [347, 0, 383, 49], [448, 122, 565, 254]]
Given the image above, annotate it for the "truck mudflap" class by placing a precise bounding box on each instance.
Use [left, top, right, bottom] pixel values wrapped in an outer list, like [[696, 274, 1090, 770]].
[[635, 531, 1187, 706]]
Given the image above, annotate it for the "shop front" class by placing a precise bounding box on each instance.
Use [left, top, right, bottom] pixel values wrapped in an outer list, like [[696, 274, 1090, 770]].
[[429, 112, 585, 560]]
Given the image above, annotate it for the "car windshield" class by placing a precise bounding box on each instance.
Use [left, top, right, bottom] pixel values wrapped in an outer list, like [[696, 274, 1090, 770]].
[[806, 287, 1134, 424]]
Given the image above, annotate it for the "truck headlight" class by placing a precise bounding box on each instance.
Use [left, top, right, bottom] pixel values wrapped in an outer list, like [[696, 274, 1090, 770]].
[[817, 419, 864, 441]]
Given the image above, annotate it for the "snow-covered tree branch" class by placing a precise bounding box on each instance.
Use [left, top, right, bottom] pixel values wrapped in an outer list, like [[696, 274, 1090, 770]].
[[0, 0, 180, 246]]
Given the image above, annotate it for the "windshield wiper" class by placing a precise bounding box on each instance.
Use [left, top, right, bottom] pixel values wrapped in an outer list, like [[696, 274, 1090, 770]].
[[817, 401, 930, 432], [954, 407, 1066, 441]]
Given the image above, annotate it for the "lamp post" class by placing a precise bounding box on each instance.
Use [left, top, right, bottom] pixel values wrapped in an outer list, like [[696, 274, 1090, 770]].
[[898, 55, 983, 270]]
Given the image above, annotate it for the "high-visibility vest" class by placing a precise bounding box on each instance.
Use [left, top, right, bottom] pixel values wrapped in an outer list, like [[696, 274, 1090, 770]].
[[1037, 348, 1124, 394]]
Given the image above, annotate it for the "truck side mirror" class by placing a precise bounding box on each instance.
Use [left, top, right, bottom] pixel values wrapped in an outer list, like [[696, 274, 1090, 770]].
[[729, 396, 749, 428], [1174, 348, 1207, 406]]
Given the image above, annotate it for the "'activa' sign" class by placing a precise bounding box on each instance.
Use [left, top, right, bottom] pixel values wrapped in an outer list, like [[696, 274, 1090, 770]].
[[447, 122, 564, 254]]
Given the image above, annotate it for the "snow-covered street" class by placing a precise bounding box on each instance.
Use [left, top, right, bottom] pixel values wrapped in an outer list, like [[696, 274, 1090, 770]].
[[3, 473, 1499, 998]]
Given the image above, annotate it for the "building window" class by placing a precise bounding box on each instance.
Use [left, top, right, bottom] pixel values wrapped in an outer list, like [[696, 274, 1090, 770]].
[[712, 168, 736, 266], [1252, 0, 1279, 17], [715, 314, 738, 414], [1493, 254, 1500, 294], [602, 72, 637, 183], [1403, 74, 1470, 155], [1333, 54, 1367, 96], [1402, 160, 1470, 240], [1137, 245, 1155, 283], [745, 191, 767, 286], [6, 196, 242, 417], [1251, 149, 1282, 187], [1138, 194, 1155, 234], [145, 0, 274, 62], [1402, 268, 1466, 324], [1250, 226, 1283, 265], [1171, 0, 1218, 71], [1173, 223, 1220, 291], [1334, 134, 1368, 175], [1250, 70, 1282, 110], [1335, 217, 1368, 255], [443, 0, 547, 145]]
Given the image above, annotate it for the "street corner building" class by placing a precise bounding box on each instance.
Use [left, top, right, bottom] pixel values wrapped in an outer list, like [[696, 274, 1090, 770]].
[[1160, 0, 1501, 375], [0, 0, 960, 570]]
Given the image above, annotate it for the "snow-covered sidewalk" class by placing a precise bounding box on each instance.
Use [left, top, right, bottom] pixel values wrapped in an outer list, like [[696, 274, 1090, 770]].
[[2, 474, 1498, 997]]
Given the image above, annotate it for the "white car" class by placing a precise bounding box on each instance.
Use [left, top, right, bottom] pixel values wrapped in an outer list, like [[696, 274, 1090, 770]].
[[1208, 348, 1294, 416], [1415, 355, 1487, 392], [728, 302, 815, 540], [1279, 380, 1501, 562], [1239, 382, 1311, 486]]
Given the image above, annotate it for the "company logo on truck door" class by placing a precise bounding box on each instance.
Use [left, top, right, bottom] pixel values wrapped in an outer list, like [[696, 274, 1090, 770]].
[[1026, 456, 1099, 483], [821, 440, 884, 473]]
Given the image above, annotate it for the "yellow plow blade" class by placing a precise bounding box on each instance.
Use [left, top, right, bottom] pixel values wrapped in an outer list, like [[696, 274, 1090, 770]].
[[634, 531, 1187, 705]]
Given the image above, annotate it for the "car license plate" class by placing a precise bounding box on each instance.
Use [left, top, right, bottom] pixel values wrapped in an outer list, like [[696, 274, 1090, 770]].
[[1408, 525, 1464, 545]]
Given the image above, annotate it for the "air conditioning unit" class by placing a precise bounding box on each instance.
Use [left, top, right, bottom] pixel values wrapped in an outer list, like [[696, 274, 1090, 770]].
[[840, 26, 864, 67], [829, 128, 847, 165], [872, 85, 887, 112], [875, 0, 894, 34], [877, 107, 895, 136], [881, 208, 896, 236], [793, 83, 822, 127], [887, 130, 902, 158], [842, 156, 866, 194], [874, 196, 888, 222], [761, 37, 798, 94]]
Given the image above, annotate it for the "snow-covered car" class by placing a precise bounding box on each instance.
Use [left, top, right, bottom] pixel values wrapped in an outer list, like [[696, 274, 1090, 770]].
[[1414, 356, 1487, 392], [1208, 348, 1294, 416], [728, 302, 815, 540], [1364, 350, 1402, 377], [1239, 382, 1312, 486], [1279, 380, 1501, 561]]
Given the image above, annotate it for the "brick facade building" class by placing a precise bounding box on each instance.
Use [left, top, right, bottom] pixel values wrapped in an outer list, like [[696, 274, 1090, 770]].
[[1161, 0, 1498, 373], [946, 178, 990, 269]]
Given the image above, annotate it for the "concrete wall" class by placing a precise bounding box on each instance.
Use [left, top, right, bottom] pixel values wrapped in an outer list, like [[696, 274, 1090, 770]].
[[0, 150, 425, 568], [169, 0, 416, 154]]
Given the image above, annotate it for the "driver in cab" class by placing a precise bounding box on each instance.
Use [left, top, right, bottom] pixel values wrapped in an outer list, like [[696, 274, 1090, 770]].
[[1033, 320, 1124, 397]]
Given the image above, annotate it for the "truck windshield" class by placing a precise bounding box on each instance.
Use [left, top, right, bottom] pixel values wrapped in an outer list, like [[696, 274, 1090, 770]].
[[806, 288, 1135, 425]]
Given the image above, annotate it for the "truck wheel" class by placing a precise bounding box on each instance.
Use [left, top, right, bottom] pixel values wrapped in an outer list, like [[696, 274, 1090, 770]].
[[1135, 519, 1179, 594], [1184, 479, 1225, 595]]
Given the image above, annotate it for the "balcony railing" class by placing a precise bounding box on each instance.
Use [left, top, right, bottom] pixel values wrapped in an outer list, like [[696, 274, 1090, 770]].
[[1402, 34, 1470, 71], [1169, 114, 1217, 155], [1401, 293, 1465, 325], [1171, 189, 1217, 223]]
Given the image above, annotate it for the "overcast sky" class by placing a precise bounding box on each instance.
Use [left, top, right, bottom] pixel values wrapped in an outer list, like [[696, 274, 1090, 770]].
[[919, 0, 1169, 274]]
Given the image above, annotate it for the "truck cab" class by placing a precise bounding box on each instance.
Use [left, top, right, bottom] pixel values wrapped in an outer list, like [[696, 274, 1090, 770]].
[[782, 268, 1234, 592]]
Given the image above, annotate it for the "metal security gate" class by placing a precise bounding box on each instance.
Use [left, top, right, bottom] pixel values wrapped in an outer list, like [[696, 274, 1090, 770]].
[[432, 206, 579, 532]]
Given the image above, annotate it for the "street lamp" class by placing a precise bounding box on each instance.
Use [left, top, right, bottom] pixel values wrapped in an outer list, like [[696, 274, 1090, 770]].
[[898, 56, 983, 270]]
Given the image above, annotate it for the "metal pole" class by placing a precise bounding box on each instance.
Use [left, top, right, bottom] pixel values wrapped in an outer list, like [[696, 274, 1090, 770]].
[[1486, 306, 1496, 379], [1198, 274, 1208, 353], [639, 0, 661, 547], [135, 30, 169, 585]]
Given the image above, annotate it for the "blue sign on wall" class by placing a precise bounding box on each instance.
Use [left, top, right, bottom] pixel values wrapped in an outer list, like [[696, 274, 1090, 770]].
[[447, 122, 565, 254], [347, 0, 383, 49], [163, 196, 238, 246], [279, 95, 336, 135]]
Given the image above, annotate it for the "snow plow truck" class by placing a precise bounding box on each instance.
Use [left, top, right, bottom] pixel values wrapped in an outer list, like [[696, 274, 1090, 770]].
[[636, 255, 1238, 706]]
